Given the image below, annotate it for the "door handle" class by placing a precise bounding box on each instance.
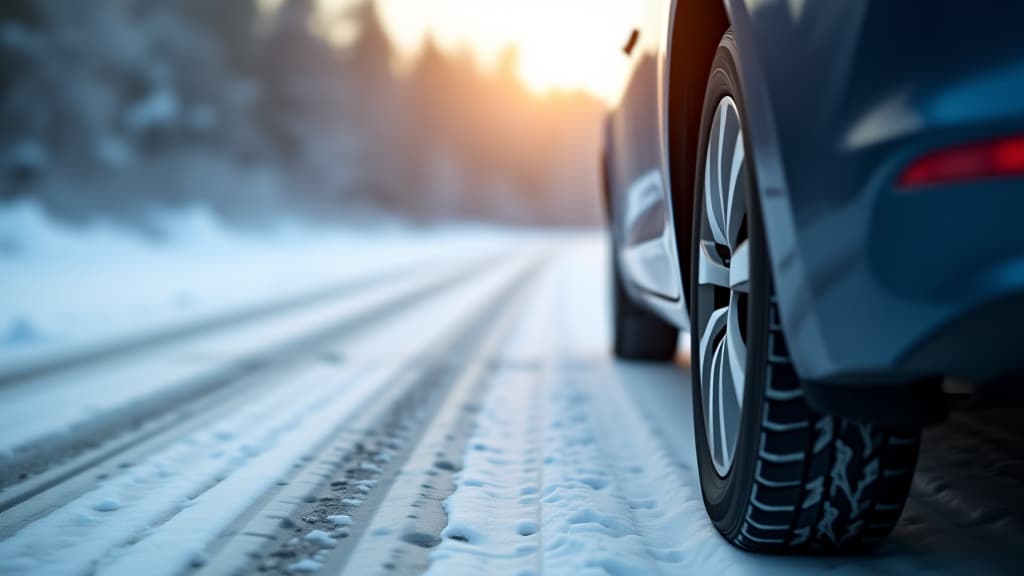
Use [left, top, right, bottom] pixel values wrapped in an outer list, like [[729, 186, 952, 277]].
[[623, 28, 640, 56]]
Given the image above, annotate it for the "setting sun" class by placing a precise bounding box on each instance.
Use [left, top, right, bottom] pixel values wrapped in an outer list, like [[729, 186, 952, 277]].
[[375, 0, 644, 103]]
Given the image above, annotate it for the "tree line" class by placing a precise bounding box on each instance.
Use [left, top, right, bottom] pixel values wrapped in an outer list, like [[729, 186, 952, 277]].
[[0, 0, 605, 230]]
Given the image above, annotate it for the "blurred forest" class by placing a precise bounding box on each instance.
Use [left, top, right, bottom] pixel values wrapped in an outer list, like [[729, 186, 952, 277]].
[[0, 0, 605, 230]]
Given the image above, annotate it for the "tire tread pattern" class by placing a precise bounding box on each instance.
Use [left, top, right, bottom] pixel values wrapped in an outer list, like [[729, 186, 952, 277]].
[[732, 295, 920, 553]]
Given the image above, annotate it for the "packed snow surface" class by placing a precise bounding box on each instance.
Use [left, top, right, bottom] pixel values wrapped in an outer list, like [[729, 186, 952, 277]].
[[0, 245, 535, 575]]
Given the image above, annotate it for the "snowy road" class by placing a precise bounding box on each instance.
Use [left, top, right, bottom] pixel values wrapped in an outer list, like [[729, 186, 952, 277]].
[[1, 235, 1023, 575]]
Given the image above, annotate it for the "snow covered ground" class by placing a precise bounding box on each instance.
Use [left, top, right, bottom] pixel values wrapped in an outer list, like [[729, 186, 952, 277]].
[[0, 253, 537, 576], [0, 212, 1022, 575], [0, 200, 524, 372]]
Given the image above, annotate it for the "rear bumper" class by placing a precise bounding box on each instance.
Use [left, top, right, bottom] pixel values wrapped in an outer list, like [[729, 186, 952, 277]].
[[899, 291, 1024, 381], [795, 172, 1024, 384]]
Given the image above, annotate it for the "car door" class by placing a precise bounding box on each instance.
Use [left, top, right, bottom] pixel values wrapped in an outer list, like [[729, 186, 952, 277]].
[[608, 1, 686, 320]]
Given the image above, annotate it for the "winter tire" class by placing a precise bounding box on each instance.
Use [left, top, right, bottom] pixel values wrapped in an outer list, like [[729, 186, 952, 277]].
[[689, 30, 922, 553]]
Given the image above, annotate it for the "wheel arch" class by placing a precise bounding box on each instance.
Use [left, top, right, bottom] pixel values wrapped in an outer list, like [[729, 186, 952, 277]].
[[665, 2, 813, 367], [600, 115, 614, 225], [663, 0, 730, 309]]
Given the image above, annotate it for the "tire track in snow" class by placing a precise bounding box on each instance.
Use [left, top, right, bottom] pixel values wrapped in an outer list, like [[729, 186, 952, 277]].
[[425, 365, 546, 575], [0, 360, 375, 575], [421, 241, 560, 576], [331, 259, 544, 576], [0, 262, 420, 389], [202, 253, 545, 575], [0, 252, 542, 576], [0, 253, 499, 505]]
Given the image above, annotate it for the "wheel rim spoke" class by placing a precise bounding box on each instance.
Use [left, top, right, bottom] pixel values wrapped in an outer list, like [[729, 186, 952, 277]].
[[720, 344, 741, 471], [697, 96, 749, 477], [705, 107, 728, 246], [727, 293, 746, 403], [699, 308, 729, 380], [726, 135, 746, 251], [699, 241, 730, 288], [729, 240, 750, 293], [715, 338, 729, 466]]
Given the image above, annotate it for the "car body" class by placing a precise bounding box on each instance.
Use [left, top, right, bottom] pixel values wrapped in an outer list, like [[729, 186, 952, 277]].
[[606, 0, 1024, 387], [604, 0, 1024, 553]]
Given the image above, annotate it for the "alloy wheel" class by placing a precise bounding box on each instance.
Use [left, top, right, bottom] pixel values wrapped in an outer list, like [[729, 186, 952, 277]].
[[696, 96, 750, 476]]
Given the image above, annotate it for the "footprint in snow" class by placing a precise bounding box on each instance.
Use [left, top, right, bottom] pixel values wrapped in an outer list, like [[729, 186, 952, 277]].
[[93, 498, 121, 512], [327, 514, 352, 527]]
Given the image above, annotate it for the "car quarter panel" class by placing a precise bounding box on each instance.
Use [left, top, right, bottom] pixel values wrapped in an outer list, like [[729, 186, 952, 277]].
[[725, 0, 1024, 381]]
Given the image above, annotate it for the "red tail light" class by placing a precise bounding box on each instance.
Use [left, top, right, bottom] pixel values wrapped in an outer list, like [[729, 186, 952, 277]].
[[898, 136, 1024, 190]]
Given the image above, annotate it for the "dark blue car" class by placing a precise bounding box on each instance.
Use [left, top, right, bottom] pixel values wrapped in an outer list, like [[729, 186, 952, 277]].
[[604, 1, 1024, 553]]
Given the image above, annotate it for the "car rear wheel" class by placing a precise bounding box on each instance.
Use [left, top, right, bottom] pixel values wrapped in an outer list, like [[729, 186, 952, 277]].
[[689, 30, 922, 553], [611, 236, 679, 361]]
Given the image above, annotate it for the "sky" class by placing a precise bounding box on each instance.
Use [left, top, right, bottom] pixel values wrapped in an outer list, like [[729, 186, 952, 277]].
[[333, 0, 647, 103]]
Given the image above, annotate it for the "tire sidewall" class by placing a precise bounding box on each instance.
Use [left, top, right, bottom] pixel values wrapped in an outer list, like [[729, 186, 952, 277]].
[[689, 31, 772, 540]]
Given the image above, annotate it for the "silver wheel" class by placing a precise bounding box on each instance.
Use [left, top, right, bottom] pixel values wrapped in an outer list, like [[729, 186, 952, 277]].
[[697, 96, 750, 476]]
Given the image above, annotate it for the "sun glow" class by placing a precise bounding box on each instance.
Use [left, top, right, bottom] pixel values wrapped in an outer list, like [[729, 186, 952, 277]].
[[375, 0, 644, 103]]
